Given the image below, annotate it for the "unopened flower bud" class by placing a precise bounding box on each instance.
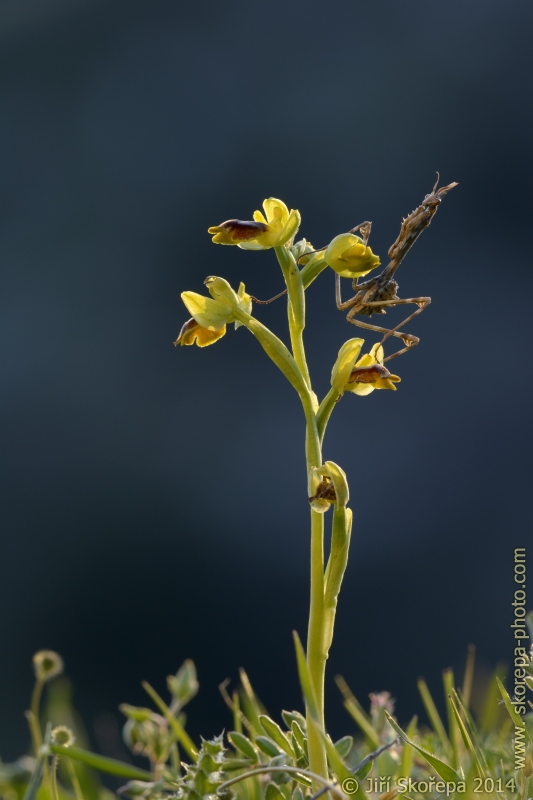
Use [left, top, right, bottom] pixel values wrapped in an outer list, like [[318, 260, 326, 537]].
[[32, 651, 64, 683], [308, 461, 349, 512], [324, 233, 380, 279]]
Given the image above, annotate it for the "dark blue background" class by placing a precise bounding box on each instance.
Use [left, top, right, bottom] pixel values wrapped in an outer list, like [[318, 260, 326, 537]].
[[1, 0, 531, 760]]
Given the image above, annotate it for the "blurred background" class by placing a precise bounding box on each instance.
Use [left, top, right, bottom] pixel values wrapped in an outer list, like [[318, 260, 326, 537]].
[[1, 0, 532, 761]]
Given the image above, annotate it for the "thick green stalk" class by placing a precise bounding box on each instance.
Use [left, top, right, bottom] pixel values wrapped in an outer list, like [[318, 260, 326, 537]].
[[306, 507, 328, 786]]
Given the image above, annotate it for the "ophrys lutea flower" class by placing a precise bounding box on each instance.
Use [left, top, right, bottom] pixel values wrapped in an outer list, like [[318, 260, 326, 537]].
[[175, 280, 252, 347], [208, 198, 300, 250], [331, 339, 400, 396]]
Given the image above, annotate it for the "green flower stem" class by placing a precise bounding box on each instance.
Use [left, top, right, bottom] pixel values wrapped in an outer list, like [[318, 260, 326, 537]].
[[275, 246, 312, 391], [316, 387, 341, 443]]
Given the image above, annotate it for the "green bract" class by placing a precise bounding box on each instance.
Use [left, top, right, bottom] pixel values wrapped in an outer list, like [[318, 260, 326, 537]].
[[330, 338, 365, 394]]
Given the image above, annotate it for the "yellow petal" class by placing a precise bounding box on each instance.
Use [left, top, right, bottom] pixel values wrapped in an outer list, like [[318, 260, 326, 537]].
[[181, 291, 232, 330], [347, 383, 375, 396], [375, 374, 401, 390], [263, 198, 289, 227], [276, 208, 301, 246], [174, 319, 226, 347], [354, 352, 374, 368]]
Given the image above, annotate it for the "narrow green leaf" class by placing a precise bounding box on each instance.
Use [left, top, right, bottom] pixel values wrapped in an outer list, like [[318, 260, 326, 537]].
[[385, 712, 459, 783], [447, 695, 485, 779], [324, 507, 352, 609], [324, 736, 368, 800], [354, 759, 373, 780], [259, 715, 295, 759], [335, 676, 380, 748], [50, 745, 152, 781], [228, 731, 258, 763], [461, 644, 475, 709], [239, 668, 266, 735], [417, 678, 451, 756], [292, 632, 319, 721], [334, 735, 353, 759], [281, 710, 306, 732], [480, 663, 506, 733], [496, 677, 528, 730], [324, 736, 351, 783], [141, 680, 197, 760], [443, 668, 460, 768], [256, 736, 281, 758], [222, 758, 254, 771], [451, 688, 489, 772], [22, 755, 44, 800], [291, 721, 308, 759], [265, 783, 284, 799], [399, 715, 417, 777]]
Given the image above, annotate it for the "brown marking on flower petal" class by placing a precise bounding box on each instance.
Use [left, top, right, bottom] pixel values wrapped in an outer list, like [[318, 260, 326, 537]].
[[348, 364, 391, 384], [174, 318, 199, 346], [218, 219, 268, 241], [309, 477, 337, 504]]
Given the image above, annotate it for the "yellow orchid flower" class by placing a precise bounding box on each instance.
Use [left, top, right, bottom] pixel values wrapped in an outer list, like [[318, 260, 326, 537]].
[[346, 343, 401, 395], [208, 198, 301, 250], [330, 339, 400, 395], [174, 282, 252, 347], [324, 233, 380, 278]]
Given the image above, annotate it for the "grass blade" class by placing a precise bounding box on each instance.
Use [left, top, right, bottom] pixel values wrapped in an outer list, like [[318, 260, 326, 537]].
[[385, 711, 459, 783], [447, 694, 485, 779], [50, 745, 152, 781], [417, 678, 452, 757]]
